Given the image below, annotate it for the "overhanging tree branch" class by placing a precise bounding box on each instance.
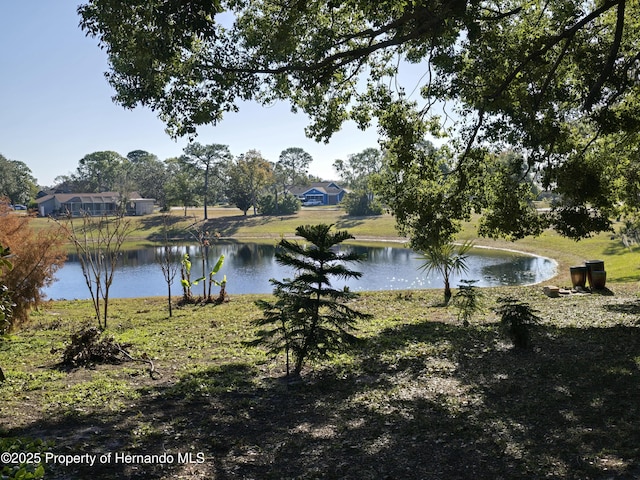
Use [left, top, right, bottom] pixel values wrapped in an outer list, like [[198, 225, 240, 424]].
[[584, 0, 626, 110], [487, 0, 622, 103]]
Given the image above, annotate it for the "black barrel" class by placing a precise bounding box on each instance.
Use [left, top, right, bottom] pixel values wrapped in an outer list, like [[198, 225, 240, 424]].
[[585, 260, 605, 289], [570, 265, 588, 288]]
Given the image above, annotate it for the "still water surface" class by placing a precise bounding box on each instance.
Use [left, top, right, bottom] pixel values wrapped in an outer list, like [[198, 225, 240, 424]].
[[44, 242, 557, 300]]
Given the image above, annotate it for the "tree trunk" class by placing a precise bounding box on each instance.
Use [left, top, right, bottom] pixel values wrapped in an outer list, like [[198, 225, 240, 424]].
[[201, 251, 207, 299], [293, 351, 305, 377], [216, 283, 227, 304], [203, 165, 210, 220], [444, 279, 452, 305], [103, 292, 109, 329]]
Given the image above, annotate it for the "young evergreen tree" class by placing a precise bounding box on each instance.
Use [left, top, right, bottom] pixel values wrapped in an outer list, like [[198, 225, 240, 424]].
[[250, 224, 372, 378]]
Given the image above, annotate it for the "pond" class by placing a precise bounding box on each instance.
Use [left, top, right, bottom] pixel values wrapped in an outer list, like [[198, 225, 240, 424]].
[[43, 242, 557, 300]]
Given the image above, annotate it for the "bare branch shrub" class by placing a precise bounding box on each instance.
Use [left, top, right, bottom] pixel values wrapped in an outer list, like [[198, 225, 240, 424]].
[[59, 213, 132, 329]]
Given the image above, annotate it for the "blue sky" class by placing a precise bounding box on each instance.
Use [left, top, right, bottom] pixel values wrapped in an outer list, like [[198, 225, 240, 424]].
[[0, 2, 383, 186]]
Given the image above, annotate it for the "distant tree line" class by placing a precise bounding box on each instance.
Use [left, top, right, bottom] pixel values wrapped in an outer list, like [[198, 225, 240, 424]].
[[2, 143, 545, 226], [0, 145, 326, 217]]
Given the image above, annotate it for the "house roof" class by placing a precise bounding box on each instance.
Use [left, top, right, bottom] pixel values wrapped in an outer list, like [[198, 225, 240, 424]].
[[35, 192, 144, 204], [288, 182, 344, 196]]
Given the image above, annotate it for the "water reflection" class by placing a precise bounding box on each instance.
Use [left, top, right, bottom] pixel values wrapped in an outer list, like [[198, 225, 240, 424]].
[[47, 242, 556, 300], [480, 255, 551, 285]]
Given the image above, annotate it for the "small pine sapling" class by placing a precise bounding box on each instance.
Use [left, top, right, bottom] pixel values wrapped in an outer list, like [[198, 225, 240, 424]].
[[453, 279, 483, 326]]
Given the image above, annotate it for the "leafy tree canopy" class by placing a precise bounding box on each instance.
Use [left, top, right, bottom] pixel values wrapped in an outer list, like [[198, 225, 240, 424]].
[[125, 150, 169, 205], [0, 154, 38, 205], [276, 147, 312, 191], [164, 156, 203, 214], [75, 150, 128, 192], [225, 150, 274, 215], [180, 142, 232, 218], [334, 148, 383, 191], [78, 0, 640, 240], [336, 148, 385, 217]]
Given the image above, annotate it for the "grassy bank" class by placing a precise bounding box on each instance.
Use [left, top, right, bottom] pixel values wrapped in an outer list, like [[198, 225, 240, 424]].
[[1, 285, 639, 479], [33, 206, 640, 284]]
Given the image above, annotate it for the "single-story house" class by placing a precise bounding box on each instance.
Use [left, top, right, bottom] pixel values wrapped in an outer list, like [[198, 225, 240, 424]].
[[288, 182, 347, 206], [35, 192, 155, 217]]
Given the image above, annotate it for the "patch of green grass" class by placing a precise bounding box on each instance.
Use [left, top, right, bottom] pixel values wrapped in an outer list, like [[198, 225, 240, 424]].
[[44, 372, 141, 413], [1, 370, 66, 393]]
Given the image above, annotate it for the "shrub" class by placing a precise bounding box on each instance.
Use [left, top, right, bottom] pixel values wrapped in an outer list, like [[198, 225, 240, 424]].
[[258, 193, 300, 215], [453, 279, 483, 326], [1, 244, 13, 334], [1, 244, 14, 381], [617, 217, 640, 249], [0, 437, 52, 480], [0, 203, 66, 330], [495, 296, 541, 349], [341, 191, 384, 216], [0, 283, 12, 336]]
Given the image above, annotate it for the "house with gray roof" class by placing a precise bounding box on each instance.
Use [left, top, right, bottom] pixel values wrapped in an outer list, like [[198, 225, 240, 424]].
[[288, 182, 346, 206], [35, 192, 155, 217]]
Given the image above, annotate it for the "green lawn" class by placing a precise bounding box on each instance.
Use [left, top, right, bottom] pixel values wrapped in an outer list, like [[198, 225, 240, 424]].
[[1, 286, 639, 479]]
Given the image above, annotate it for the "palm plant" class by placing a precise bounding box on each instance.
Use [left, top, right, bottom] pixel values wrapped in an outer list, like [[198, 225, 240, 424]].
[[417, 241, 474, 305]]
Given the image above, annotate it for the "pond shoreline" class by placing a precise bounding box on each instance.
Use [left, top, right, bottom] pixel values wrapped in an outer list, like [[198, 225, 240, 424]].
[[46, 240, 558, 301], [225, 234, 562, 287]]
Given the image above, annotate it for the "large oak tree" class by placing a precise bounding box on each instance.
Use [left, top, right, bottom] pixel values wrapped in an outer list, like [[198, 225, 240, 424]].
[[78, 0, 640, 242]]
